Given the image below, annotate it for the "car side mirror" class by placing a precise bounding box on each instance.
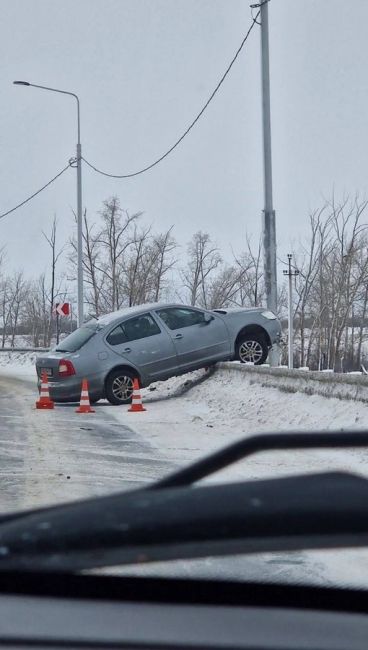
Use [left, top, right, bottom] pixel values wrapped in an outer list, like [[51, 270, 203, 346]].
[[203, 313, 214, 324]]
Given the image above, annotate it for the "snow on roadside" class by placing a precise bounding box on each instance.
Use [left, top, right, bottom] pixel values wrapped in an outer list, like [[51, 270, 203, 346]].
[[0, 351, 36, 382], [108, 366, 368, 484]]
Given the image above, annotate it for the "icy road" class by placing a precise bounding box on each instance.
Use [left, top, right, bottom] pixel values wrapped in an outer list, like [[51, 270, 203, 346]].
[[0, 375, 175, 513]]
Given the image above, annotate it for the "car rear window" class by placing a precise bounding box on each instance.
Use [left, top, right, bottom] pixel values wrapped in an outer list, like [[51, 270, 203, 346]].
[[55, 326, 97, 352]]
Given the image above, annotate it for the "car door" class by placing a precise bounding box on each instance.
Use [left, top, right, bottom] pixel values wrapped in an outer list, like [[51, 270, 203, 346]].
[[105, 312, 178, 381], [155, 307, 231, 370]]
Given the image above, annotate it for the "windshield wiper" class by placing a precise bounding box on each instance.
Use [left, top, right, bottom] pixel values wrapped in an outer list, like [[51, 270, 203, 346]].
[[0, 431, 368, 573]]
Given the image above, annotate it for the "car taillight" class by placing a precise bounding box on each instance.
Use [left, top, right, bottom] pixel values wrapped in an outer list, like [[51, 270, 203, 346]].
[[58, 359, 76, 377]]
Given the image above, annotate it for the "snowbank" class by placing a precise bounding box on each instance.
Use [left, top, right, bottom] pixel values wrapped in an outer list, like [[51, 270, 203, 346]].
[[105, 366, 368, 484], [0, 351, 36, 382]]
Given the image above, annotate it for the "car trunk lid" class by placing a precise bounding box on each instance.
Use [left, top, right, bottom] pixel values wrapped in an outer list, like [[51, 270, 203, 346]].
[[36, 351, 74, 380]]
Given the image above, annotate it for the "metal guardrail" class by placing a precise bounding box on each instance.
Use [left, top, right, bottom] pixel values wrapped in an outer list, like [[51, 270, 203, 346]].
[[218, 361, 368, 403]]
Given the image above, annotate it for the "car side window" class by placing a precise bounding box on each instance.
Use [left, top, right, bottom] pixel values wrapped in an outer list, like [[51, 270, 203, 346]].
[[157, 308, 205, 330], [106, 324, 128, 346], [123, 314, 161, 341]]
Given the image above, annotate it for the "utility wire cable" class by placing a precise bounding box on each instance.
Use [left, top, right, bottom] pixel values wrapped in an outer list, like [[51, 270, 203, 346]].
[[0, 163, 72, 220], [83, 10, 260, 179], [0, 7, 262, 218]]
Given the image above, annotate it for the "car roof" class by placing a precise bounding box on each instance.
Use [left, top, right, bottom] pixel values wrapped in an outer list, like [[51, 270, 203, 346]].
[[93, 302, 192, 327], [88, 303, 264, 328]]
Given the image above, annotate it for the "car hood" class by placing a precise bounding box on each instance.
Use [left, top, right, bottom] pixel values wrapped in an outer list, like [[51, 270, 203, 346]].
[[212, 307, 265, 315]]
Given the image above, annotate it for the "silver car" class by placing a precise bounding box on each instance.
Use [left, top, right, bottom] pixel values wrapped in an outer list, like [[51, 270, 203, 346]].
[[36, 303, 281, 405]]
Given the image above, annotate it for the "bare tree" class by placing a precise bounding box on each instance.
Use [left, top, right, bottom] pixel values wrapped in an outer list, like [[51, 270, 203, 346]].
[[69, 199, 177, 315], [323, 197, 368, 368], [123, 225, 152, 306], [7, 272, 28, 346], [205, 265, 244, 308], [356, 282, 368, 368], [96, 197, 141, 311], [151, 227, 177, 302], [293, 206, 334, 367], [69, 209, 107, 317], [181, 232, 222, 307], [122, 226, 177, 305], [233, 235, 265, 307], [0, 277, 10, 348], [290, 196, 368, 370], [24, 275, 49, 347], [42, 216, 65, 345]]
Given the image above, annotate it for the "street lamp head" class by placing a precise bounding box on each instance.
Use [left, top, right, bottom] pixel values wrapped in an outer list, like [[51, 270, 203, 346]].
[[13, 80, 30, 86]]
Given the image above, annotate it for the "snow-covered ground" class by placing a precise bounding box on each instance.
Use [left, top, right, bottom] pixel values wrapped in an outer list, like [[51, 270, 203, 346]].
[[1, 352, 368, 480], [0, 351, 36, 381], [2, 354, 368, 587], [110, 366, 368, 484]]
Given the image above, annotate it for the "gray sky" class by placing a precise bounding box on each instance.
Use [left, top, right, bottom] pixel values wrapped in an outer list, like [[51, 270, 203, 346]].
[[1, 0, 368, 282]]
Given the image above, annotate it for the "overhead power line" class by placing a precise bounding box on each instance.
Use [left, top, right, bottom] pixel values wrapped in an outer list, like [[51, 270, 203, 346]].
[[82, 9, 260, 179], [0, 163, 72, 220], [0, 7, 262, 219]]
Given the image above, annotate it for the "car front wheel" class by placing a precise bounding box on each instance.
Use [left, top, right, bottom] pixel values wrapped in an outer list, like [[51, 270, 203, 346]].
[[105, 369, 137, 405], [236, 336, 268, 365]]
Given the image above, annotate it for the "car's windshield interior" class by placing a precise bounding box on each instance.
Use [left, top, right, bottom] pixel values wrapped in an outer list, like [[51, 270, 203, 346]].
[[3, 2, 368, 648]]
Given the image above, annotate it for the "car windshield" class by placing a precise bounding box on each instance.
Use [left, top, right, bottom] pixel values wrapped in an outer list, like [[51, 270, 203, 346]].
[[2, 0, 368, 594]]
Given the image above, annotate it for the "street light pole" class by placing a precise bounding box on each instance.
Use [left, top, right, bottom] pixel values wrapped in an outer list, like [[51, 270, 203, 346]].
[[13, 81, 84, 327], [76, 123, 84, 329]]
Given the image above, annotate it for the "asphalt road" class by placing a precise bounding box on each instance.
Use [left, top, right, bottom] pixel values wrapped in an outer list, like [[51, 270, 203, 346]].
[[0, 375, 175, 513]]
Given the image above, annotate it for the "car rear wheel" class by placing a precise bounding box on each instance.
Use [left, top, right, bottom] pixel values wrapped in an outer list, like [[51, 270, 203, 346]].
[[236, 336, 268, 365], [105, 369, 136, 405]]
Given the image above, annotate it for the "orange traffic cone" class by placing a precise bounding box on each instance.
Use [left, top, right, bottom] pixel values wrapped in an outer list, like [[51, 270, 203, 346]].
[[36, 371, 54, 409], [76, 378, 95, 413], [128, 378, 146, 412]]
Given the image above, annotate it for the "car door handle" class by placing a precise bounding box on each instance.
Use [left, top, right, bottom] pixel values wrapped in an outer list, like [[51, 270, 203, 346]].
[[174, 333, 183, 340], [123, 347, 132, 353]]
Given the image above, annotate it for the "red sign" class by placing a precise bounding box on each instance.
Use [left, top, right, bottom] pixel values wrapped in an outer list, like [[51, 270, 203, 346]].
[[55, 302, 70, 316]]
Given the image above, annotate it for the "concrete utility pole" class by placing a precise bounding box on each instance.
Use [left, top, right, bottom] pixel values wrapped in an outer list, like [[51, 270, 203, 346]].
[[259, 0, 278, 363], [283, 254, 299, 369]]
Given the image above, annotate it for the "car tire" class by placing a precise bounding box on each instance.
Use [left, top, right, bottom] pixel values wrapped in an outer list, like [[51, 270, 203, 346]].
[[236, 336, 268, 365], [105, 369, 137, 405]]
